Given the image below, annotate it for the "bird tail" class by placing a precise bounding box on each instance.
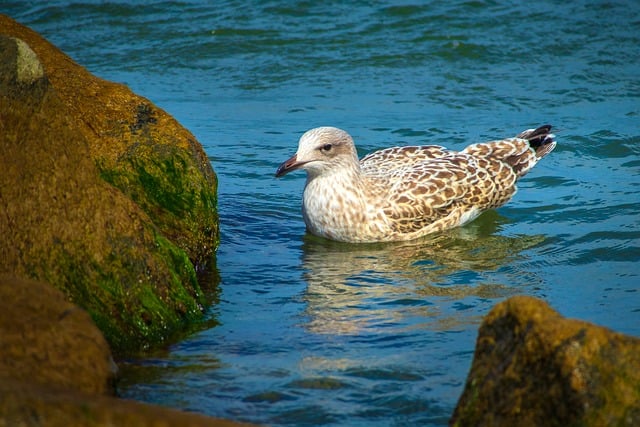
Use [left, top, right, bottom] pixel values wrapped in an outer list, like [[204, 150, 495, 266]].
[[516, 124, 557, 160], [462, 125, 556, 178], [516, 125, 556, 159], [505, 124, 556, 177]]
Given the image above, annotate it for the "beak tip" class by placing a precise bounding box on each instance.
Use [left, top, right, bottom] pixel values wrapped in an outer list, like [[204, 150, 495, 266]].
[[275, 163, 289, 178], [275, 154, 299, 178]]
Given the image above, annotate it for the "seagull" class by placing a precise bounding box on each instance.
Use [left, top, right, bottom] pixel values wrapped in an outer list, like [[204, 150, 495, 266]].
[[275, 125, 556, 243]]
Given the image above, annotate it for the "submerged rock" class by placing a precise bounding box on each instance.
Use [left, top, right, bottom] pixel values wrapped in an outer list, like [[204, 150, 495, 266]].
[[0, 16, 218, 354], [451, 296, 640, 426]]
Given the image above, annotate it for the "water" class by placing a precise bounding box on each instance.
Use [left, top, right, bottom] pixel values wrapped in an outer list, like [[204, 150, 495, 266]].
[[4, 1, 639, 425]]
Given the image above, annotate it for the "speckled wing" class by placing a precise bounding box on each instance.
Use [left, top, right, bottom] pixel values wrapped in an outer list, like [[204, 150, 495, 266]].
[[360, 145, 451, 176], [463, 137, 539, 178], [361, 144, 524, 235]]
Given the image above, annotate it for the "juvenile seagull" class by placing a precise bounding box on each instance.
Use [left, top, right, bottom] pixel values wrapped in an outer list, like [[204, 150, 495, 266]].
[[275, 125, 556, 243]]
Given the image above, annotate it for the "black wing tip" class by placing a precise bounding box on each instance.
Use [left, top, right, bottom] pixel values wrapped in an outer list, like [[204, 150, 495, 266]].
[[523, 124, 555, 148]]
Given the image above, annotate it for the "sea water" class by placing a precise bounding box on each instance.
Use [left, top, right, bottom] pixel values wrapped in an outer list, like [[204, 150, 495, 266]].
[[5, 1, 639, 425]]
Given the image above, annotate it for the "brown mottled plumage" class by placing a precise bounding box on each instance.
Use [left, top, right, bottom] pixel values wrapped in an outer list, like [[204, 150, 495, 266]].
[[275, 125, 556, 243]]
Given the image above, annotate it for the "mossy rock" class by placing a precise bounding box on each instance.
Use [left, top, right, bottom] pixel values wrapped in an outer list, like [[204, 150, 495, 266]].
[[451, 296, 640, 426], [0, 274, 249, 427], [0, 17, 218, 354], [0, 14, 219, 267], [96, 139, 218, 270]]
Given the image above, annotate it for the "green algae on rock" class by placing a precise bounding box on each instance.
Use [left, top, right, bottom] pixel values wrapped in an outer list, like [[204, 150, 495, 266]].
[[0, 18, 218, 354], [0, 14, 219, 268], [96, 139, 219, 271], [451, 296, 640, 427], [0, 274, 252, 427]]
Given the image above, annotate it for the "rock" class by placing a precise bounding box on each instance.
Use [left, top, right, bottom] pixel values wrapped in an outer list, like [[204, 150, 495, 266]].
[[451, 296, 640, 427], [0, 274, 116, 395], [10, 36, 44, 84], [0, 379, 253, 427], [0, 277, 252, 427], [0, 18, 217, 354], [0, 14, 219, 269], [0, 19, 250, 427], [0, 18, 252, 427]]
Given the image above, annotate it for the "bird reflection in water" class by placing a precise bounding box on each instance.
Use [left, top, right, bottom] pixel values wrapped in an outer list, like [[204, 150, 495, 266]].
[[299, 211, 547, 335]]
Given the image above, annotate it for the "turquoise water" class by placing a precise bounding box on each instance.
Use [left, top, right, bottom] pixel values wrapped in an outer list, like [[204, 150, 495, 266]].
[[5, 1, 639, 425]]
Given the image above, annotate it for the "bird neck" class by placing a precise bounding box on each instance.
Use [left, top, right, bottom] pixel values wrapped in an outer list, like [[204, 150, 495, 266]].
[[302, 162, 375, 242], [306, 161, 364, 190]]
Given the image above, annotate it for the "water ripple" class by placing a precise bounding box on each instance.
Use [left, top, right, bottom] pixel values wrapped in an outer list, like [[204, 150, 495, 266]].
[[5, 1, 639, 425]]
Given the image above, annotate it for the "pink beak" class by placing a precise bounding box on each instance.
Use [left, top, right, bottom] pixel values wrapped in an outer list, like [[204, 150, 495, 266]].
[[275, 154, 308, 177]]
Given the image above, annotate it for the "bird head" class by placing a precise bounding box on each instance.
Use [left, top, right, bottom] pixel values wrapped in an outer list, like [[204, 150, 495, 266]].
[[275, 127, 360, 178]]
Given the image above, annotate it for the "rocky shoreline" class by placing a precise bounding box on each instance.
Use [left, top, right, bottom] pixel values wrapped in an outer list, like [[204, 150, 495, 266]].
[[1, 14, 637, 427], [1, 14, 248, 426], [1, 14, 218, 355]]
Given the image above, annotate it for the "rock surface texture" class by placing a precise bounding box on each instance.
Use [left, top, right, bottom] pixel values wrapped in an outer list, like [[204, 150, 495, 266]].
[[0, 15, 219, 353], [0, 15, 252, 427], [0, 275, 252, 426], [0, 274, 116, 395], [0, 15, 219, 268], [451, 296, 640, 427]]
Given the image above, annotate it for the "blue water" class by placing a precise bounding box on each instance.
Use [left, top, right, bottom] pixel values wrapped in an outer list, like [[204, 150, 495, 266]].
[[5, 1, 639, 425]]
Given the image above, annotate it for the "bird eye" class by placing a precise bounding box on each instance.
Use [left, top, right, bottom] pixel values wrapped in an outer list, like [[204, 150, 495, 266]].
[[320, 143, 332, 152]]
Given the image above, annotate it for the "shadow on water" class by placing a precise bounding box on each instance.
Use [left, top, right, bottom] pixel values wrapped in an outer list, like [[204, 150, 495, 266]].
[[299, 210, 548, 335]]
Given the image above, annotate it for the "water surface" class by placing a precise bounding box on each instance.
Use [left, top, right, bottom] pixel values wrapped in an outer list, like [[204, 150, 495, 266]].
[[5, 1, 639, 425]]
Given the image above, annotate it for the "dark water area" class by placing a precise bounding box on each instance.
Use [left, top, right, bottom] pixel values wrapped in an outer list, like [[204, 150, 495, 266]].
[[4, 1, 639, 425]]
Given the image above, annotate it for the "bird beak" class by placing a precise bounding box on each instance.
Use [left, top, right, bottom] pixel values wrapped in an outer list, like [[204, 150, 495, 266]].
[[275, 154, 307, 177]]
